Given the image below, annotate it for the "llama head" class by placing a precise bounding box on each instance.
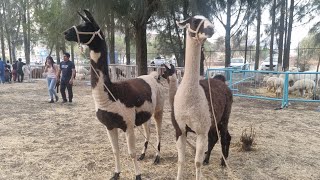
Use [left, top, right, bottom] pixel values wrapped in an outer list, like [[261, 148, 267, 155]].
[[162, 64, 176, 83], [176, 15, 214, 42], [64, 9, 104, 45]]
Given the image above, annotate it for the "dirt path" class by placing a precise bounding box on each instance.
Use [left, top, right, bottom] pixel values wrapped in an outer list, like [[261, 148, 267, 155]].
[[0, 80, 319, 180]]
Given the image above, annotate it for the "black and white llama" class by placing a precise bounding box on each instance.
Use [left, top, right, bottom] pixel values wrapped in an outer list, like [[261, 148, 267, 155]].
[[64, 10, 164, 180]]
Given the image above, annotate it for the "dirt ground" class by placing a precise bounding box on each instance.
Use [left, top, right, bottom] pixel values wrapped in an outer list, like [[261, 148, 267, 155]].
[[0, 79, 320, 180]]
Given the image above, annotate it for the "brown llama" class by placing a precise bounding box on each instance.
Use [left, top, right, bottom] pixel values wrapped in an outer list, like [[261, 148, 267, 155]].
[[174, 16, 233, 179], [162, 64, 231, 163], [64, 10, 164, 180]]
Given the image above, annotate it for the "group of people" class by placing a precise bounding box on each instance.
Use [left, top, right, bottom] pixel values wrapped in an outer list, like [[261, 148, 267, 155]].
[[44, 52, 75, 103], [1, 52, 76, 104], [0, 58, 26, 83]]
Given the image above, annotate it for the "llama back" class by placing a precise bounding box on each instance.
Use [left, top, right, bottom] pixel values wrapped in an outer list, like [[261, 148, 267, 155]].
[[137, 72, 165, 112], [199, 78, 233, 125]]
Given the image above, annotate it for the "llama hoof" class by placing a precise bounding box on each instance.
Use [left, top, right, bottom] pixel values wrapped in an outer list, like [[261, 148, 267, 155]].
[[220, 158, 226, 167], [136, 174, 142, 180], [203, 159, 209, 166], [153, 155, 160, 164], [138, 153, 145, 161], [110, 172, 120, 180]]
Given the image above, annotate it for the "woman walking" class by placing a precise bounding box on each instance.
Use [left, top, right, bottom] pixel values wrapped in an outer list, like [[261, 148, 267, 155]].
[[44, 56, 59, 103]]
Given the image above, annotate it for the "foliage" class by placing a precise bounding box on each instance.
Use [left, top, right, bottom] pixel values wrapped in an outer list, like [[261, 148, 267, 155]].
[[298, 34, 320, 71], [34, 0, 77, 55]]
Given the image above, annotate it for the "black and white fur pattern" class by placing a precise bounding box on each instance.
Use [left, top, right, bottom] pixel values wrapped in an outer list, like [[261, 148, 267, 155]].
[[64, 10, 164, 180]]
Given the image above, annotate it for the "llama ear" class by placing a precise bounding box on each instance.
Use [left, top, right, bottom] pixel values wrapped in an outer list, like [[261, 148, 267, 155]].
[[163, 64, 169, 70], [83, 9, 98, 26], [176, 18, 190, 29], [78, 11, 90, 22]]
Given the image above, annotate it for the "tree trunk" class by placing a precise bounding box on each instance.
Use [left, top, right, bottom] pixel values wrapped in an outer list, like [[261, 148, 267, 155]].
[[283, 0, 289, 70], [125, 21, 131, 65], [182, 0, 188, 67], [22, 0, 30, 64], [200, 47, 205, 76], [135, 22, 148, 75], [244, 17, 249, 64], [269, 0, 276, 71], [225, 0, 232, 67], [109, 11, 115, 64], [283, 0, 294, 71], [3, 8, 12, 61], [0, 9, 6, 62], [278, 0, 285, 71], [173, 16, 183, 67], [71, 43, 74, 63], [11, 43, 16, 62], [7, 35, 12, 61], [55, 45, 60, 64], [255, 0, 261, 70]]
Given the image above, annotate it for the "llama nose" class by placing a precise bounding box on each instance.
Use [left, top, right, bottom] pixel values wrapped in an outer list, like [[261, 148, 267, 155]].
[[208, 27, 214, 34], [63, 31, 68, 35]]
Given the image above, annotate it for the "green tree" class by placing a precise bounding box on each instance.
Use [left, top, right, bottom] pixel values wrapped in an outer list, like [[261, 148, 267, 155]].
[[0, 1, 6, 61], [34, 0, 76, 63], [2, 0, 23, 62], [210, 0, 251, 67], [114, 0, 160, 75]]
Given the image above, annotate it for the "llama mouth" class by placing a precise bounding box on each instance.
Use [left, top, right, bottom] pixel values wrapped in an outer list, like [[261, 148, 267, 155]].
[[204, 27, 214, 37], [64, 34, 74, 42]]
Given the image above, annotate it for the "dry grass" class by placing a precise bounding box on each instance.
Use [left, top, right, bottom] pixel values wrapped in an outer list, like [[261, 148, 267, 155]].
[[240, 126, 255, 151], [0, 80, 320, 180]]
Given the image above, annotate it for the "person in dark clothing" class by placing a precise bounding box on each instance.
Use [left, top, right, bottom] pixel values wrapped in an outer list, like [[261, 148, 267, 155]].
[[57, 52, 75, 103], [0, 58, 4, 83], [5, 60, 12, 82], [12, 60, 17, 82], [17, 58, 26, 82]]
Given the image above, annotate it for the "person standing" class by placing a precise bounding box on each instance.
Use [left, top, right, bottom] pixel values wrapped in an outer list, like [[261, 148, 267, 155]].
[[57, 52, 75, 103], [17, 58, 26, 82], [5, 60, 12, 82], [0, 58, 4, 83], [12, 60, 18, 82], [44, 56, 59, 103]]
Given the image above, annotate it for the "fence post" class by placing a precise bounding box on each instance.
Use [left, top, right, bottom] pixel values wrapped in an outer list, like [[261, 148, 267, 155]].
[[282, 72, 289, 108], [205, 69, 209, 79], [228, 69, 233, 89]]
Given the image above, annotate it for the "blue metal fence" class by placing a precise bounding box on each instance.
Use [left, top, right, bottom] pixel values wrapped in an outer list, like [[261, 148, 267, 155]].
[[206, 68, 320, 108]]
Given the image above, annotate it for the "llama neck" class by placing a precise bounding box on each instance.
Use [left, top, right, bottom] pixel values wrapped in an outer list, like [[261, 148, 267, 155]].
[[89, 40, 115, 111], [88, 39, 112, 87], [169, 74, 178, 106], [181, 36, 202, 85]]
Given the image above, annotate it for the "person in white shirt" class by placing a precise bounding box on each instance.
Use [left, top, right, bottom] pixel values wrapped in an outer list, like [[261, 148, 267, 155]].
[[44, 56, 59, 103]]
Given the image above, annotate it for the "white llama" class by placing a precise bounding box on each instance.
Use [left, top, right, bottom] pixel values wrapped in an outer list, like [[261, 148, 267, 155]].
[[64, 10, 164, 180], [174, 16, 233, 180]]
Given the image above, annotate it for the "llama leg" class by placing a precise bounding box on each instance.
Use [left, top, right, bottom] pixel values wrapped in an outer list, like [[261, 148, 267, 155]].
[[203, 129, 218, 165], [220, 127, 231, 167], [299, 89, 303, 96], [138, 121, 150, 161], [125, 127, 141, 180], [176, 132, 187, 180], [195, 133, 208, 180], [107, 128, 121, 179], [153, 109, 163, 164]]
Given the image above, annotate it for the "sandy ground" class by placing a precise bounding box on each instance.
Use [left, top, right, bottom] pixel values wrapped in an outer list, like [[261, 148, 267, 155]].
[[0, 79, 320, 180]]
